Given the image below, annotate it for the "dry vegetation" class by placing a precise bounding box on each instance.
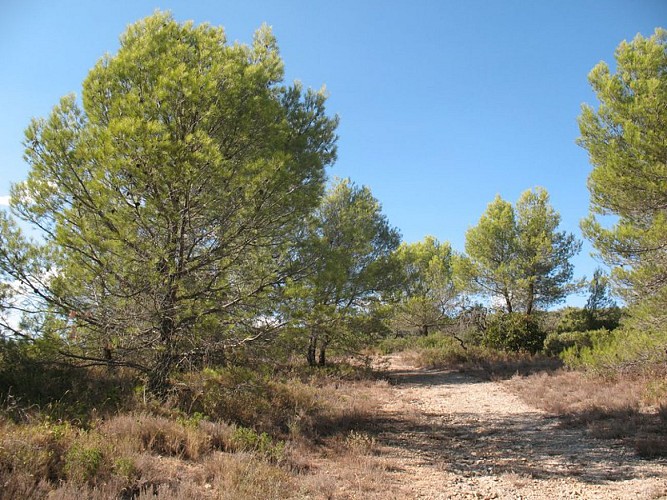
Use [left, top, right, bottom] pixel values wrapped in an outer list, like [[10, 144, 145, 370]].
[[2, 340, 666, 499], [0, 362, 394, 499], [380, 332, 562, 379], [506, 367, 667, 458]]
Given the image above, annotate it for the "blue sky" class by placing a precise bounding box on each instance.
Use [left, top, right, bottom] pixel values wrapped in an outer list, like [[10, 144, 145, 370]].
[[1, 1, 665, 305]]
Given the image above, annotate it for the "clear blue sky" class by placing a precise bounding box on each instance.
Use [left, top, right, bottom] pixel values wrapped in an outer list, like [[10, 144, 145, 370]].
[[1, 1, 665, 305]]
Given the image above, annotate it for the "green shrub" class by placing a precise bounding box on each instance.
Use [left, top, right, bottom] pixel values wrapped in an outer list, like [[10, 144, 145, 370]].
[[176, 367, 320, 435], [229, 427, 285, 461], [0, 338, 136, 425], [561, 325, 667, 373], [543, 329, 609, 356], [378, 331, 468, 355], [376, 335, 415, 354], [112, 456, 138, 482], [0, 419, 77, 489], [483, 313, 545, 353], [555, 307, 589, 333], [412, 342, 469, 367], [556, 306, 622, 333], [644, 379, 667, 406], [64, 444, 104, 484]]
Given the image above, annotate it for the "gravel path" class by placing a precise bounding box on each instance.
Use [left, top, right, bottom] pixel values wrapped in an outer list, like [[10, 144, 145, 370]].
[[372, 355, 667, 499]]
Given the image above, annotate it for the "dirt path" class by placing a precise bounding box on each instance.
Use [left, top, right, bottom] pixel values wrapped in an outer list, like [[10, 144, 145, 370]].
[[368, 355, 667, 499]]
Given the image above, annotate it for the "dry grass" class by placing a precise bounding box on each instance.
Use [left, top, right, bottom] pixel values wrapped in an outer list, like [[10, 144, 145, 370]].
[[506, 368, 667, 457], [0, 361, 393, 499], [273, 376, 394, 499], [0, 416, 380, 499], [309, 378, 389, 437], [286, 427, 393, 499], [204, 452, 295, 499], [173, 366, 325, 436], [39, 452, 295, 500], [406, 344, 562, 380], [102, 413, 228, 460]]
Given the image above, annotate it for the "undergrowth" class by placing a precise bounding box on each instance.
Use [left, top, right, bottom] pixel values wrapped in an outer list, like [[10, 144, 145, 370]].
[[379, 332, 561, 379], [560, 326, 667, 375], [0, 359, 388, 499], [507, 367, 667, 458]]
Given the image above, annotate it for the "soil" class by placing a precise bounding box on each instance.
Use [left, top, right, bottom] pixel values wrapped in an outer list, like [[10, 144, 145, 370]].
[[361, 355, 667, 499]]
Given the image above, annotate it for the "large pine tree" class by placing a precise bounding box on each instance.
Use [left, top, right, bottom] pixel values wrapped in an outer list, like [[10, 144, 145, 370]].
[[0, 12, 338, 394]]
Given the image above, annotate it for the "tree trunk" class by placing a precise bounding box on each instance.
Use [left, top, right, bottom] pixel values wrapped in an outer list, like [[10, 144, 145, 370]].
[[504, 289, 513, 313], [148, 295, 177, 398], [318, 342, 327, 366], [584, 308, 596, 331], [526, 282, 534, 315], [307, 333, 318, 367], [147, 353, 172, 398], [419, 324, 429, 336]]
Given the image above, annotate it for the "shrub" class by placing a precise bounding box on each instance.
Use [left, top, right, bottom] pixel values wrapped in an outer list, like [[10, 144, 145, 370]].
[[4, 421, 76, 481], [644, 379, 667, 406], [635, 436, 667, 458], [555, 307, 589, 333], [560, 325, 667, 374], [483, 313, 545, 353], [229, 427, 285, 461], [112, 456, 138, 482], [0, 338, 136, 425], [376, 335, 415, 354], [411, 342, 469, 367], [344, 430, 377, 454], [377, 331, 468, 355], [64, 444, 104, 484], [556, 306, 622, 333], [101, 413, 210, 460], [543, 328, 609, 356], [176, 367, 320, 435]]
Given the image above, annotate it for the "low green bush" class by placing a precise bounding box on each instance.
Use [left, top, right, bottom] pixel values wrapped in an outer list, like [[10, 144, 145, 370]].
[[543, 328, 609, 356], [229, 427, 285, 461], [112, 456, 138, 482], [64, 444, 104, 484], [483, 313, 545, 353], [412, 340, 470, 367], [376, 336, 415, 354], [176, 367, 320, 435], [556, 306, 622, 333], [561, 325, 667, 374], [377, 331, 466, 355]]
